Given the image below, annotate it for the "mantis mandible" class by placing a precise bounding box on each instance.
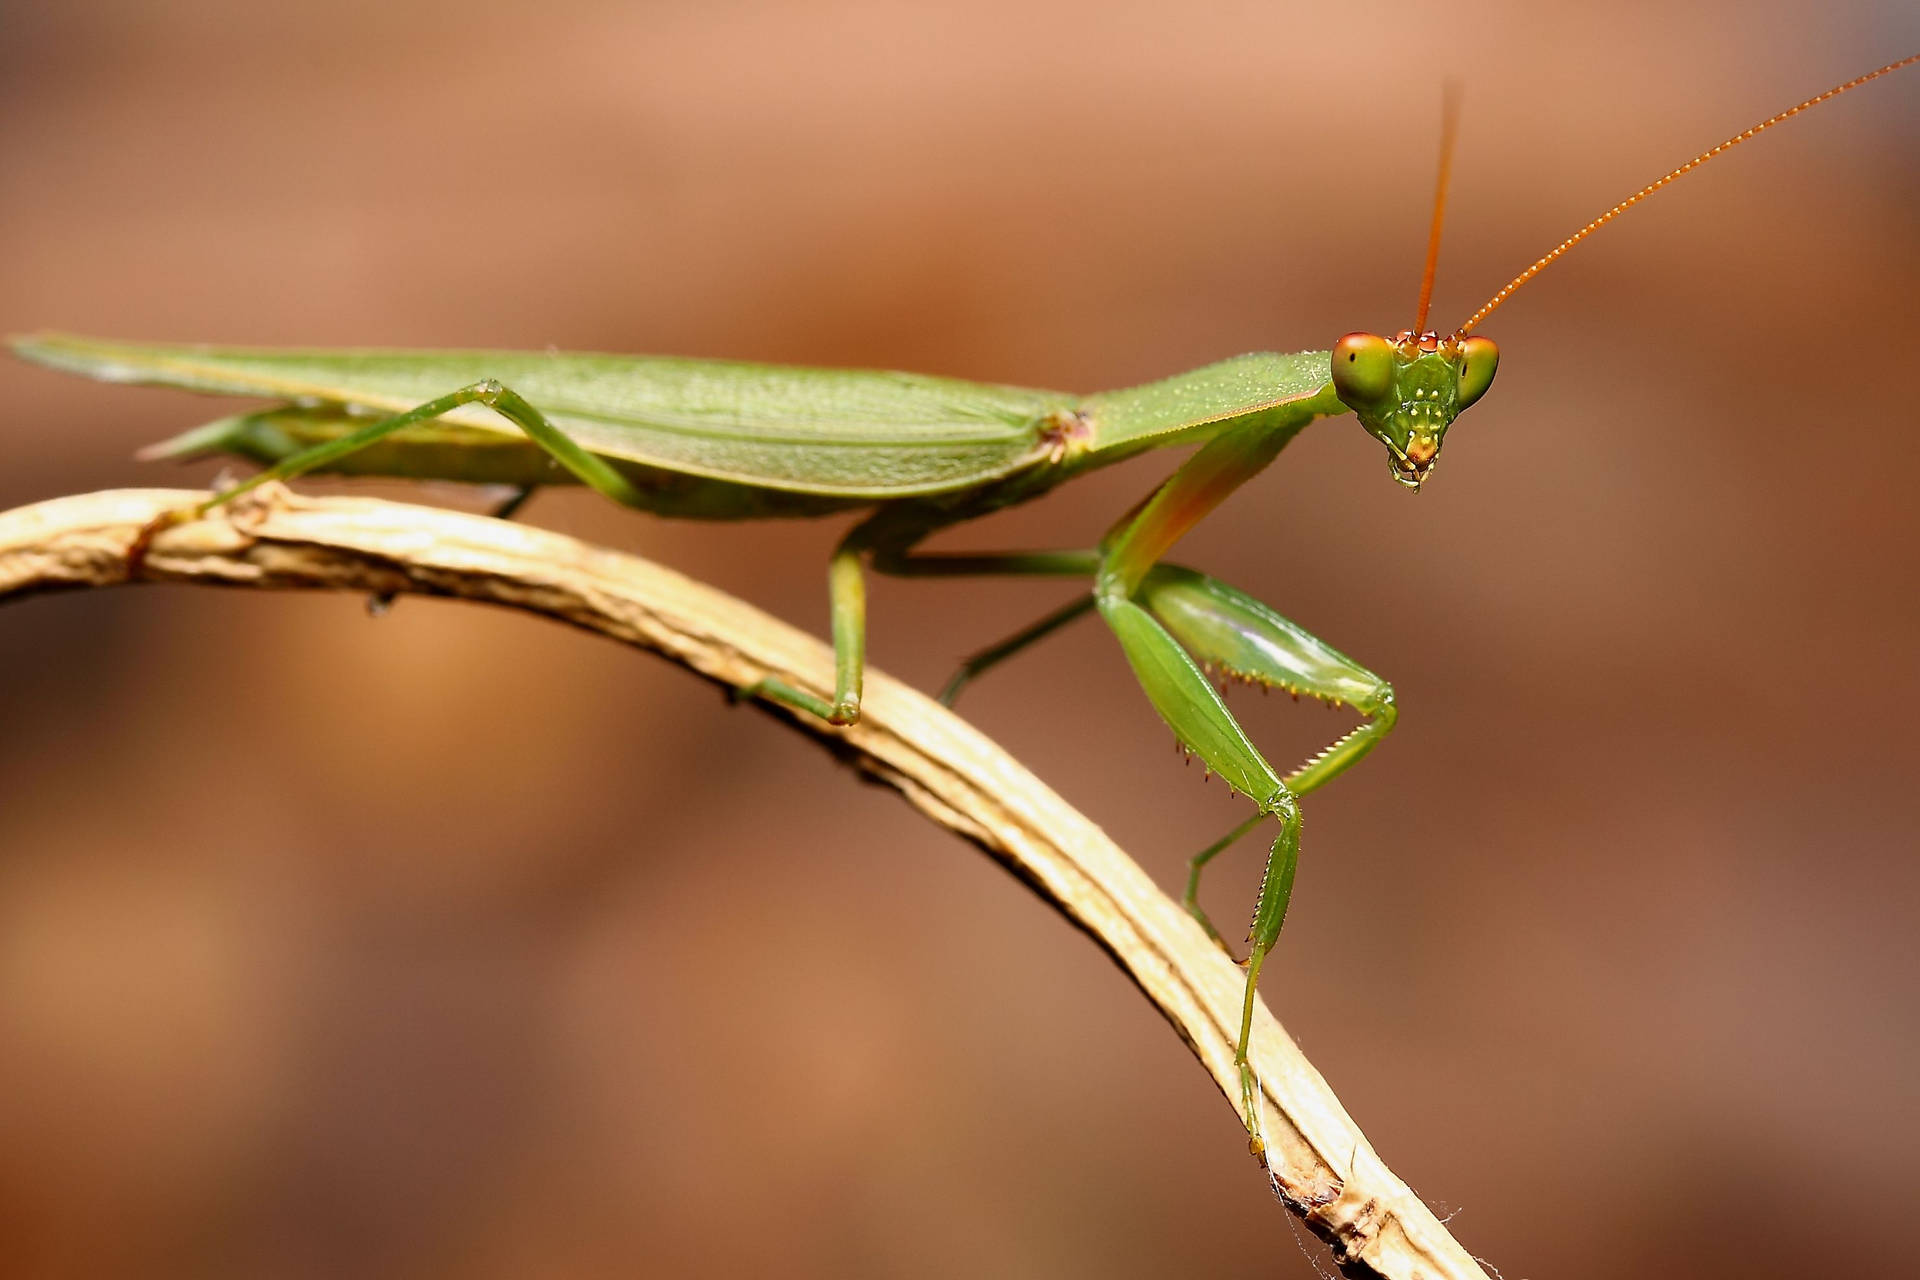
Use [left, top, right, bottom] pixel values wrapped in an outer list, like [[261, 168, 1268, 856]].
[[12, 54, 1915, 1161]]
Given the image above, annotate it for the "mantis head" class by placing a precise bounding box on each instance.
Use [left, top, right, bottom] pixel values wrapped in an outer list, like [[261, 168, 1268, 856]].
[[1331, 329, 1497, 490], [1324, 54, 1918, 493], [1329, 86, 1495, 493]]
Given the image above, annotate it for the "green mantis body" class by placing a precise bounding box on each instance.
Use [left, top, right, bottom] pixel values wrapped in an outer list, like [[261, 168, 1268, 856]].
[[12, 52, 1915, 1159], [10, 331, 1413, 1139]]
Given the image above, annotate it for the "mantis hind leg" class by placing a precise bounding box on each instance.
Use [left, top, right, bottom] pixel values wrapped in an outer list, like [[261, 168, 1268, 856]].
[[127, 380, 646, 571]]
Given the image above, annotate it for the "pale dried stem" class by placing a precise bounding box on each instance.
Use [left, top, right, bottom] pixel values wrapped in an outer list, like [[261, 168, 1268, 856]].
[[0, 486, 1489, 1280]]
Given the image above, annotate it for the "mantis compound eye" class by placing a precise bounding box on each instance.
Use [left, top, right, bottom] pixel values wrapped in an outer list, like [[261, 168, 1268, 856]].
[[1331, 332, 1395, 409], [1456, 335, 1499, 409]]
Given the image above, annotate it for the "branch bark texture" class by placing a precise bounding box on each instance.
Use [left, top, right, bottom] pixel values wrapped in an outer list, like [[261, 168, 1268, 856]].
[[0, 487, 1489, 1280]]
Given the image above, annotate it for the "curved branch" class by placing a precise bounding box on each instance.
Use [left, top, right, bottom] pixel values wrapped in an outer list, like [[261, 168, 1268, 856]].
[[0, 486, 1489, 1280]]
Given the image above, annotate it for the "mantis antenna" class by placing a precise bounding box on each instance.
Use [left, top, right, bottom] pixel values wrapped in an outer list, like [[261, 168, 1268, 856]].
[[1412, 81, 1463, 336], [1457, 52, 1920, 334]]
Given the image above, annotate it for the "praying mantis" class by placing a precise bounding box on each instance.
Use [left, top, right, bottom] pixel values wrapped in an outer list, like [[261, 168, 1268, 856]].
[[11, 54, 1915, 1161]]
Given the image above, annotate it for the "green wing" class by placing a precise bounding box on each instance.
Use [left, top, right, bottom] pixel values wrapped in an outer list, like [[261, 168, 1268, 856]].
[[12, 334, 1081, 499]]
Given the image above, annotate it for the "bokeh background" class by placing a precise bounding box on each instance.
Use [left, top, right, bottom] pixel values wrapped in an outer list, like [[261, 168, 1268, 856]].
[[2, 3, 1916, 1277]]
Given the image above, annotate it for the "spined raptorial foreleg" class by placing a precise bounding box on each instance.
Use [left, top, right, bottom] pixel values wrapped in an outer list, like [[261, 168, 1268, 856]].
[[1092, 421, 1360, 1151], [1138, 564, 1397, 945], [1096, 591, 1301, 1142]]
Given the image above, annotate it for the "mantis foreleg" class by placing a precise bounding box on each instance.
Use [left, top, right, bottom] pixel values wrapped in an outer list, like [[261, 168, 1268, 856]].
[[1137, 563, 1398, 945], [1091, 422, 1325, 1148], [750, 421, 1388, 1147]]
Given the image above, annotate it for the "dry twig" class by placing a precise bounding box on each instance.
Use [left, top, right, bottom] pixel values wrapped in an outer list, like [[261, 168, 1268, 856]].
[[0, 486, 1490, 1280]]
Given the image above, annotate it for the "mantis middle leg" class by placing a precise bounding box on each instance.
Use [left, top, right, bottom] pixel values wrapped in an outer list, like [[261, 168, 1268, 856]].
[[747, 537, 1100, 725], [869, 544, 1101, 706]]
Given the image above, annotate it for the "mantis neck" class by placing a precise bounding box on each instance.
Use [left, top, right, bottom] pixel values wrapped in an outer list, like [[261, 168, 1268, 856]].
[[1073, 350, 1343, 471]]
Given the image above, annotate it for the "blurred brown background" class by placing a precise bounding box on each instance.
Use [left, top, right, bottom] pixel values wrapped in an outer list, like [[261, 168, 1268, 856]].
[[2, 3, 1916, 1277]]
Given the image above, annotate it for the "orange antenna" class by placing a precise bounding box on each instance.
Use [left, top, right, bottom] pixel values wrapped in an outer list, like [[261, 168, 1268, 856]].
[[1413, 80, 1463, 335], [1458, 52, 1920, 335]]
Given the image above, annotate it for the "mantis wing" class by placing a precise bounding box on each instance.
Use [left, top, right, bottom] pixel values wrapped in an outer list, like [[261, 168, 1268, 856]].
[[13, 334, 1081, 499]]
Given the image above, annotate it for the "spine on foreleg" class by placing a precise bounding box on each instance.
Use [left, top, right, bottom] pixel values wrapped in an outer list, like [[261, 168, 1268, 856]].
[[1245, 794, 1300, 948]]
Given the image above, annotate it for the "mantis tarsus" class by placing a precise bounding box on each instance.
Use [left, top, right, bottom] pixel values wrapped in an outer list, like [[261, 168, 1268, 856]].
[[12, 54, 1914, 1162]]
